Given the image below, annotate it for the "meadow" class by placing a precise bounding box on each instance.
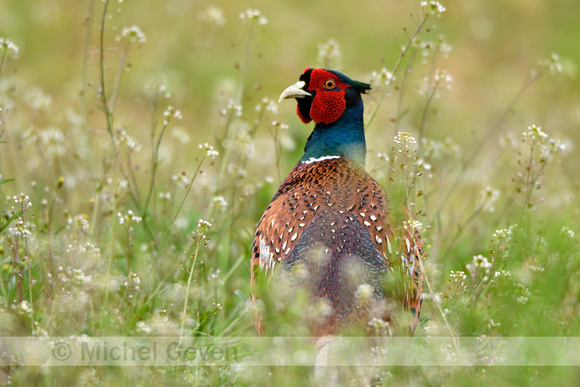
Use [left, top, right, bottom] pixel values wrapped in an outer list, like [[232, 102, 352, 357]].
[[0, 0, 578, 385]]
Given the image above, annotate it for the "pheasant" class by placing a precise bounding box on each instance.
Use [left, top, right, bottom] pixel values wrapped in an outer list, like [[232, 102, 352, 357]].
[[251, 68, 423, 336]]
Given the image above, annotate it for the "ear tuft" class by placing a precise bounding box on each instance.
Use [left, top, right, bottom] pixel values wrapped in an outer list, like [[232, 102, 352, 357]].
[[350, 80, 372, 94]]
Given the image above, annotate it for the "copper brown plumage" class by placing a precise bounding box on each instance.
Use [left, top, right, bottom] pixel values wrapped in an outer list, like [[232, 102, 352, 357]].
[[251, 68, 424, 336], [252, 157, 393, 334]]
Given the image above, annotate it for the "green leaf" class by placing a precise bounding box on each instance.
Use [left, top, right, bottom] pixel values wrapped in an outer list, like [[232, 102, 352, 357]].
[[0, 178, 14, 186], [0, 210, 21, 233]]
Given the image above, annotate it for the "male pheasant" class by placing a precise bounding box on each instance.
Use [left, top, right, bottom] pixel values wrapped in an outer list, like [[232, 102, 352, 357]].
[[251, 68, 423, 336]]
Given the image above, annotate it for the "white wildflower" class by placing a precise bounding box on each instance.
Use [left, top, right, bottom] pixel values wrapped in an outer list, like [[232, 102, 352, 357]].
[[171, 127, 191, 144], [486, 317, 500, 329], [0, 37, 19, 58], [198, 5, 225, 26], [479, 186, 500, 212], [239, 9, 268, 25], [317, 39, 342, 70], [561, 226, 574, 239], [422, 1, 446, 15], [434, 68, 453, 89], [17, 300, 33, 316], [115, 129, 142, 152], [212, 196, 228, 212], [516, 283, 531, 304], [403, 218, 423, 232], [23, 86, 52, 110], [72, 269, 92, 285], [199, 142, 219, 159], [136, 321, 152, 334], [158, 192, 171, 201], [121, 25, 147, 43], [221, 99, 242, 118], [466, 254, 492, 280], [393, 132, 417, 151]]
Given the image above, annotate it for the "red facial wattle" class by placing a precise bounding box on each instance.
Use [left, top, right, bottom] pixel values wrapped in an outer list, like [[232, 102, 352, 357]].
[[309, 88, 346, 125], [307, 68, 349, 125]]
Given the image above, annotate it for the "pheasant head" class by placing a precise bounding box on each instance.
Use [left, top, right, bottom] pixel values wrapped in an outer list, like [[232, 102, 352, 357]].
[[279, 68, 372, 165]]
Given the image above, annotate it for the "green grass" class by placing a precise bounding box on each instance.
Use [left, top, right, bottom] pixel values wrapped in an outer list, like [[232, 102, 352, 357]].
[[1, 0, 579, 385]]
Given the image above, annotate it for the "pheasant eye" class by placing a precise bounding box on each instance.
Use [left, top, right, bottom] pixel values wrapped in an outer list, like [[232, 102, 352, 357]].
[[324, 79, 336, 89]]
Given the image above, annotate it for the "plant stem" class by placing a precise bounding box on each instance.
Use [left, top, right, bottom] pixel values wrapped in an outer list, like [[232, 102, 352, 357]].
[[367, 14, 430, 129], [156, 153, 207, 256], [436, 64, 551, 214]]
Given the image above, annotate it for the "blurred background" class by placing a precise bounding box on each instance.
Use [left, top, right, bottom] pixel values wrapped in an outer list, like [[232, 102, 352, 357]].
[[1, 1, 578, 142], [2, 0, 577, 266], [0, 0, 578, 384]]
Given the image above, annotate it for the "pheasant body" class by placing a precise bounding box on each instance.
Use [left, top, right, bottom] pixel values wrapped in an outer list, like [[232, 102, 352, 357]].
[[251, 68, 423, 335], [253, 155, 392, 333]]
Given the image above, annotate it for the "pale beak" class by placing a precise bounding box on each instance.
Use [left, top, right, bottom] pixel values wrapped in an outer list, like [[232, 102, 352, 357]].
[[278, 80, 311, 102]]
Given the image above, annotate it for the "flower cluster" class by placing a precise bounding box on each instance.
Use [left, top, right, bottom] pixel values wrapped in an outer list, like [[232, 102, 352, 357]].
[[255, 97, 278, 115], [367, 317, 390, 336], [136, 321, 152, 334], [71, 268, 93, 286], [12, 193, 32, 207], [392, 132, 418, 161], [239, 9, 268, 25], [163, 105, 182, 126], [271, 121, 289, 131], [158, 192, 171, 201], [490, 226, 514, 247], [516, 283, 531, 304], [68, 214, 90, 233], [540, 53, 563, 75], [9, 218, 32, 237], [478, 186, 500, 213], [212, 195, 228, 213], [448, 270, 468, 298], [144, 81, 171, 99], [17, 300, 33, 316], [8, 193, 33, 237], [522, 124, 564, 159], [198, 5, 225, 26], [66, 242, 100, 256], [403, 218, 423, 233], [171, 127, 191, 144], [197, 219, 211, 229], [220, 99, 242, 118], [370, 67, 395, 87], [171, 172, 190, 188], [192, 219, 212, 248], [434, 68, 453, 89], [121, 25, 147, 43], [466, 254, 493, 282], [115, 129, 142, 152], [486, 317, 500, 330], [391, 132, 422, 185], [418, 67, 453, 96], [23, 86, 53, 110], [39, 127, 66, 157], [0, 37, 19, 58], [199, 142, 219, 159], [561, 226, 575, 239], [118, 209, 143, 225], [317, 39, 342, 70], [421, 1, 446, 15]]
